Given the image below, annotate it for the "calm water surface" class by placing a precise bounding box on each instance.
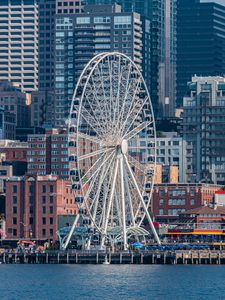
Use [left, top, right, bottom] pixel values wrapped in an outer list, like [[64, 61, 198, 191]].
[[0, 265, 224, 300]]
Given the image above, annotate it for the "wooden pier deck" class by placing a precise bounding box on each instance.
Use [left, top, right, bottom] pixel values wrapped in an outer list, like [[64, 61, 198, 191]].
[[1, 250, 225, 265]]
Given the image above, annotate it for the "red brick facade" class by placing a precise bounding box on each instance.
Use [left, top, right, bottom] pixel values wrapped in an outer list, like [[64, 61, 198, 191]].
[[5, 175, 78, 241], [152, 183, 221, 222]]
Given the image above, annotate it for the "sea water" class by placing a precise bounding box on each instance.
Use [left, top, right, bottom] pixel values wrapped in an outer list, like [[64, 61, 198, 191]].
[[0, 264, 223, 299]]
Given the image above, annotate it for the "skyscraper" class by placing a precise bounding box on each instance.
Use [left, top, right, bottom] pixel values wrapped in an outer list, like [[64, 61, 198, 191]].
[[183, 76, 225, 184], [84, 0, 177, 118], [0, 0, 38, 93], [38, 0, 56, 91], [54, 4, 143, 127], [177, 0, 225, 107]]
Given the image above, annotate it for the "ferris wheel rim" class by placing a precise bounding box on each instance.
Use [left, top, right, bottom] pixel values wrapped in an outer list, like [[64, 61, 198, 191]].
[[67, 51, 158, 246]]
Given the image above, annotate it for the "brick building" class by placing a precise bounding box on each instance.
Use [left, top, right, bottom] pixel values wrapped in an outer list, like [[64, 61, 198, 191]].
[[5, 175, 78, 241], [27, 128, 69, 179], [151, 183, 221, 223]]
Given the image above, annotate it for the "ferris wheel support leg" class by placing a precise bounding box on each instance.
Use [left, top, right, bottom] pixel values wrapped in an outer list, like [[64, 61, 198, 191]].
[[124, 168, 135, 227], [61, 214, 80, 250], [119, 155, 128, 251], [100, 157, 119, 250], [124, 155, 161, 245]]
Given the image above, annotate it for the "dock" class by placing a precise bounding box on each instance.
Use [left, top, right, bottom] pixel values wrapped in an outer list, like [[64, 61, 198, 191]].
[[1, 250, 225, 265]]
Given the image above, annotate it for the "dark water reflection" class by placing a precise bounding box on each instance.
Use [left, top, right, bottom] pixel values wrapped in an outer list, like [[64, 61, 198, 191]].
[[0, 264, 224, 299]]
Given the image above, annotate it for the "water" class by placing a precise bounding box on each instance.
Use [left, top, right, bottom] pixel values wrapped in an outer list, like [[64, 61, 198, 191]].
[[0, 265, 224, 300]]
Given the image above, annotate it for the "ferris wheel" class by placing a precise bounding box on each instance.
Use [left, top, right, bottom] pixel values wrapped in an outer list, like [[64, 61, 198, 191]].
[[63, 52, 161, 250]]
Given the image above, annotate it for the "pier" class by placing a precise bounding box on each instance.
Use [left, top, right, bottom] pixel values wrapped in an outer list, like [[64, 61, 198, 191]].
[[1, 250, 225, 265]]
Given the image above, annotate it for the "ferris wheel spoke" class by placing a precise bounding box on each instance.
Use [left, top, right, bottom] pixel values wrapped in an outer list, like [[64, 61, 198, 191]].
[[127, 154, 146, 175], [100, 157, 119, 249], [121, 95, 150, 138], [119, 156, 128, 249], [124, 154, 161, 245], [124, 121, 153, 141], [116, 62, 134, 132], [79, 109, 104, 139], [77, 132, 101, 144], [78, 147, 113, 161], [89, 151, 116, 217], [82, 150, 115, 188], [80, 150, 111, 182], [80, 104, 106, 137], [118, 79, 142, 136], [86, 77, 111, 134]]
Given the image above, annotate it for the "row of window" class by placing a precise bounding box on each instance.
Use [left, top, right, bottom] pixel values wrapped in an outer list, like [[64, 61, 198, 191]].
[[159, 189, 196, 196], [159, 199, 195, 206]]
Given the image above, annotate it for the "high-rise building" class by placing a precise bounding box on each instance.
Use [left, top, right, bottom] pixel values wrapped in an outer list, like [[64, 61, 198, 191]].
[[183, 76, 225, 184], [54, 4, 143, 127], [177, 0, 225, 107], [56, 0, 84, 14], [0, 0, 38, 93], [38, 0, 56, 91], [84, 0, 177, 117]]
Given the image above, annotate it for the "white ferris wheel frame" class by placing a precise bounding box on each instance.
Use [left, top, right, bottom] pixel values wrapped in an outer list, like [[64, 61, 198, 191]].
[[62, 52, 161, 250]]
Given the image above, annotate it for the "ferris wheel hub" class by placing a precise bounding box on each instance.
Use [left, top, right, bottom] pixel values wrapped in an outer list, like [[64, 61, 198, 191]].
[[121, 139, 128, 155]]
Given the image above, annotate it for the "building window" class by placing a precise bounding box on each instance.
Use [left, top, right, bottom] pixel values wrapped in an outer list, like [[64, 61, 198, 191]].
[[76, 17, 90, 24], [13, 207, 17, 214], [191, 199, 195, 206], [42, 217, 46, 225], [159, 209, 164, 216], [42, 206, 46, 214], [30, 217, 33, 225], [50, 206, 53, 214], [159, 190, 165, 196], [42, 185, 46, 193], [42, 196, 46, 204], [159, 199, 164, 206], [50, 228, 53, 236], [13, 196, 17, 204], [50, 196, 54, 203], [12, 185, 17, 193], [50, 217, 53, 225], [13, 229, 17, 236], [50, 185, 54, 193], [42, 229, 46, 236], [13, 217, 17, 225]]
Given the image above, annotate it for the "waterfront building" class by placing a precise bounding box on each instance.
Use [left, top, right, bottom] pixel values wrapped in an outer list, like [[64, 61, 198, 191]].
[[84, 0, 177, 118], [54, 4, 142, 127], [0, 81, 30, 128], [182, 76, 225, 184], [27, 128, 69, 179], [156, 133, 187, 182], [5, 175, 78, 241], [177, 0, 225, 107], [0, 0, 38, 93], [151, 183, 221, 223]]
